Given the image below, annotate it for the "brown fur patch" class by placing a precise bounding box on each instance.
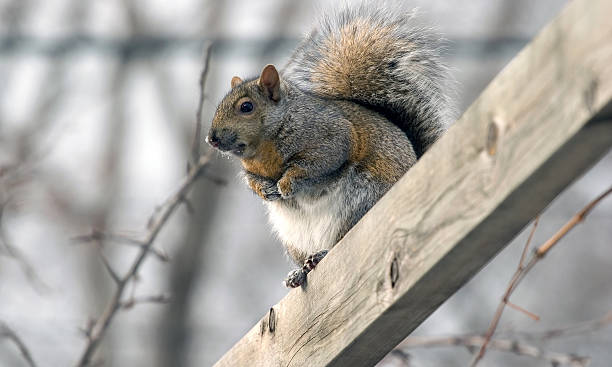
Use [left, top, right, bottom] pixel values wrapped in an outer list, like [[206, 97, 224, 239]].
[[363, 153, 400, 183], [312, 19, 397, 97], [247, 177, 266, 199], [349, 123, 369, 163], [241, 140, 284, 179], [350, 120, 400, 184]]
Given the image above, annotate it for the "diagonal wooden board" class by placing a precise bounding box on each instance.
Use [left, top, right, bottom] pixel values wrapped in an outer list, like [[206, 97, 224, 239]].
[[215, 0, 612, 365]]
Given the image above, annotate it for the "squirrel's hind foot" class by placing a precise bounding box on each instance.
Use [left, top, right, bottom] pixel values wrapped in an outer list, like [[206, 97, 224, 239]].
[[284, 268, 307, 288], [284, 250, 329, 288]]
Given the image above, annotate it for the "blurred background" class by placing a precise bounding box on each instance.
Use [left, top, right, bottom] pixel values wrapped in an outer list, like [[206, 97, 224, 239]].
[[0, 0, 611, 366]]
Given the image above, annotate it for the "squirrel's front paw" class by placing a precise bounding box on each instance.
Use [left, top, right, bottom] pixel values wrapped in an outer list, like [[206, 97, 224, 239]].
[[277, 177, 295, 199], [262, 182, 282, 201]]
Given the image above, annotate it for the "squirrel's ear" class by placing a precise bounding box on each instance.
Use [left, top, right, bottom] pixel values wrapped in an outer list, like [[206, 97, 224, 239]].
[[258, 64, 280, 102], [231, 76, 243, 89]]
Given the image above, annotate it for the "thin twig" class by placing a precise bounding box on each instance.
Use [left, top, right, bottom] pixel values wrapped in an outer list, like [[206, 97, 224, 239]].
[[0, 224, 48, 291], [72, 230, 144, 245], [472, 185, 612, 366], [499, 310, 612, 341], [471, 217, 539, 364], [401, 335, 590, 366], [189, 42, 213, 172], [117, 241, 169, 262], [519, 216, 538, 266], [71, 230, 169, 262], [77, 152, 213, 365], [0, 201, 49, 290], [79, 318, 96, 341], [75, 152, 214, 366], [506, 301, 540, 321], [74, 43, 216, 366], [0, 321, 38, 367], [97, 248, 121, 285], [119, 294, 171, 309], [398, 310, 612, 366], [535, 186, 612, 257]]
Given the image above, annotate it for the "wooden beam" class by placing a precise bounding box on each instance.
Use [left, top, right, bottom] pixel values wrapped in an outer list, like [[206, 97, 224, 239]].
[[214, 0, 612, 365]]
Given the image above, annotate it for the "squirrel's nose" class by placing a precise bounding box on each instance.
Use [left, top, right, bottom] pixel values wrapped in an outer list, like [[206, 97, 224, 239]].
[[206, 131, 220, 148], [207, 128, 237, 151]]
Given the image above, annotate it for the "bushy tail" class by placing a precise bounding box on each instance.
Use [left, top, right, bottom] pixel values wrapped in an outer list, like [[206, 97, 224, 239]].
[[284, 3, 454, 157]]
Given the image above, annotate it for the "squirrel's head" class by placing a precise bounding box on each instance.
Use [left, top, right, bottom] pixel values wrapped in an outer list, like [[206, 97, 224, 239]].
[[207, 64, 282, 159]]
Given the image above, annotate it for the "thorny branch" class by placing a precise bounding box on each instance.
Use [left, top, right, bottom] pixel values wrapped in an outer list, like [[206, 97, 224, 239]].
[[0, 321, 37, 367], [74, 44, 217, 366], [471, 185, 612, 366]]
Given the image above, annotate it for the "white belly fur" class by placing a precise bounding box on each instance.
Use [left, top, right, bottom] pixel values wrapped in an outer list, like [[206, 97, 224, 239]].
[[265, 182, 347, 257]]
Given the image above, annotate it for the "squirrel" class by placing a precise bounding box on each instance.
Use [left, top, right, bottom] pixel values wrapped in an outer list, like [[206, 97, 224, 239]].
[[206, 3, 453, 288]]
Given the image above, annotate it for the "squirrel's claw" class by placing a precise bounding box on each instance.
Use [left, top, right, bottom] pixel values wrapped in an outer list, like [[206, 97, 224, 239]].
[[262, 183, 282, 201], [305, 250, 328, 270]]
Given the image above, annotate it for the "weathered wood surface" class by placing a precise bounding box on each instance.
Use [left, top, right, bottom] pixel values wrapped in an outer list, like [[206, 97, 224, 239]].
[[215, 0, 612, 365]]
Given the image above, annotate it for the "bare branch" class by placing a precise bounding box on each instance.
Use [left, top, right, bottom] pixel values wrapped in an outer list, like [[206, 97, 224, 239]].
[[502, 310, 612, 341], [519, 216, 539, 267], [74, 42, 216, 366], [120, 294, 171, 310], [0, 218, 48, 291], [97, 248, 121, 285], [75, 151, 214, 366], [0, 321, 37, 367], [189, 42, 213, 172], [535, 186, 612, 257], [71, 230, 169, 262], [472, 185, 612, 366], [79, 318, 96, 341], [401, 335, 590, 366], [71, 229, 144, 246], [119, 243, 169, 262], [396, 310, 612, 366], [179, 195, 195, 215], [506, 301, 540, 321], [471, 217, 540, 364]]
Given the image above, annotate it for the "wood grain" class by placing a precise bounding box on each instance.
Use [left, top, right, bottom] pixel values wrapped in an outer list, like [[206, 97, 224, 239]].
[[215, 0, 612, 365]]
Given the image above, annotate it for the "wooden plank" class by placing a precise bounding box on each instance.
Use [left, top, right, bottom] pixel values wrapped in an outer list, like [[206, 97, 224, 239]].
[[214, 0, 612, 365]]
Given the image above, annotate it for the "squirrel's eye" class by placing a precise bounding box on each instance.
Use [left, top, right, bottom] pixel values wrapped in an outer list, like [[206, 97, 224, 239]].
[[240, 101, 254, 113]]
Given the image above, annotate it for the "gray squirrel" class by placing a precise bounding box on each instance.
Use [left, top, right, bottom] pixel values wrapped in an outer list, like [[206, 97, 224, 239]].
[[206, 3, 453, 287]]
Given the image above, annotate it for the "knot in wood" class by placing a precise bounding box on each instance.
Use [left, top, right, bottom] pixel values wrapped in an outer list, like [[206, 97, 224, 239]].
[[390, 257, 399, 288], [486, 121, 499, 156], [268, 307, 276, 333]]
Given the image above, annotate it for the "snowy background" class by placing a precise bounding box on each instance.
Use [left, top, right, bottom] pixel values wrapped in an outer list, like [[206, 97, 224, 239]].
[[1, 0, 611, 366]]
